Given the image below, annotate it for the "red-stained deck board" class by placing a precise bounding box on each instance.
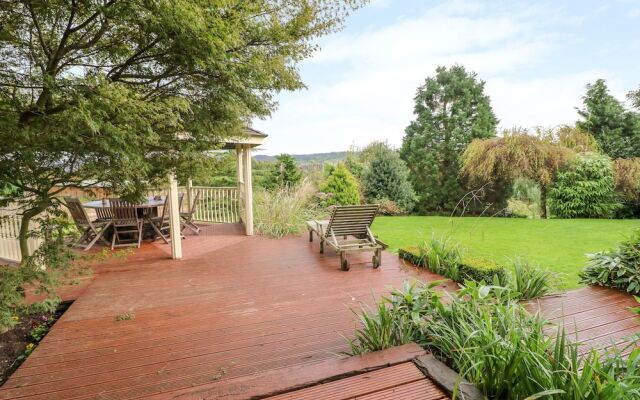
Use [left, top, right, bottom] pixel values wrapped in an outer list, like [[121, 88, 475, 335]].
[[530, 286, 640, 353], [266, 362, 449, 400], [0, 224, 455, 400]]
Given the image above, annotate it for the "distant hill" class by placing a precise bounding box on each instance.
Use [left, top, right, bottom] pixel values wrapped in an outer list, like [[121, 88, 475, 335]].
[[254, 151, 348, 165]]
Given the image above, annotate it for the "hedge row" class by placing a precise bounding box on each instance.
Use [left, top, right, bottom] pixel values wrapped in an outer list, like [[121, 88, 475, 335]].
[[399, 247, 507, 285]]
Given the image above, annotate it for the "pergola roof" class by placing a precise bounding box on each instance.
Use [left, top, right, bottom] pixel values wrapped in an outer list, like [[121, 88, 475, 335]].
[[220, 127, 268, 150]]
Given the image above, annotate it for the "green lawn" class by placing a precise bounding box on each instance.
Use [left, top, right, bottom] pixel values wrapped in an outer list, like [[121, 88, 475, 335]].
[[373, 216, 640, 289]]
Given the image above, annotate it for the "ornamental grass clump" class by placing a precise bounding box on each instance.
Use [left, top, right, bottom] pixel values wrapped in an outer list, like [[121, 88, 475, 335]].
[[510, 258, 553, 300], [253, 179, 322, 238], [346, 280, 640, 399], [417, 235, 462, 279]]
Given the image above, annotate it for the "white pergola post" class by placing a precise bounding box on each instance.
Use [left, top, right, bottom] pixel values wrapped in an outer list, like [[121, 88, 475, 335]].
[[236, 144, 245, 224], [168, 172, 183, 259], [242, 144, 254, 236]]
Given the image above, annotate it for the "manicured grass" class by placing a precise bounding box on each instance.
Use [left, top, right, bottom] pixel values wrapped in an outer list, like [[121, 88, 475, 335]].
[[373, 216, 640, 289]]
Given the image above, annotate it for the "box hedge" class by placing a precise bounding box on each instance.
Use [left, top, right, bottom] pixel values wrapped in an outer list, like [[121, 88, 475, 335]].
[[398, 247, 424, 267], [458, 256, 507, 285], [399, 248, 507, 285]]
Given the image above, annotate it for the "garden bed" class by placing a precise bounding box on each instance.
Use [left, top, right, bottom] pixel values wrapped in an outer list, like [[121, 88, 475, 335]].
[[0, 302, 70, 385]]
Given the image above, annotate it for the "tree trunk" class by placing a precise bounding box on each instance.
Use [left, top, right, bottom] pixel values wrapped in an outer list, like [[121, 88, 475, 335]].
[[18, 207, 44, 266]]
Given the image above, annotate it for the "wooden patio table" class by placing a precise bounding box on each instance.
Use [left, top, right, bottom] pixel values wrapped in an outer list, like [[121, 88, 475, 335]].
[[83, 197, 166, 214], [83, 197, 167, 239]]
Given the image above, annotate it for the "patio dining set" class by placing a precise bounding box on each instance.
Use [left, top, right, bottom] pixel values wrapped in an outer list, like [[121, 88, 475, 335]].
[[64, 191, 201, 251]]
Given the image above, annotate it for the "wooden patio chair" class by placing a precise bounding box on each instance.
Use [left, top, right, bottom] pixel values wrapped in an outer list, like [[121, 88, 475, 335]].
[[150, 194, 184, 243], [109, 199, 144, 249], [64, 197, 111, 251], [307, 204, 387, 271], [95, 204, 113, 222], [181, 190, 201, 235]]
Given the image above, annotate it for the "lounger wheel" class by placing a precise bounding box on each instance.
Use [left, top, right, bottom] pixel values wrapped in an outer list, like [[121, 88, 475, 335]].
[[372, 254, 381, 268], [340, 253, 350, 271]]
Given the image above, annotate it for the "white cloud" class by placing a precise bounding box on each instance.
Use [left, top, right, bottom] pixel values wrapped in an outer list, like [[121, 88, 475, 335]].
[[252, 2, 610, 155]]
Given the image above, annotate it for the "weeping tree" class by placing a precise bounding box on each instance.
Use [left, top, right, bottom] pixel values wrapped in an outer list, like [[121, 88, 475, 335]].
[[0, 0, 365, 261], [613, 157, 640, 217], [460, 130, 575, 218]]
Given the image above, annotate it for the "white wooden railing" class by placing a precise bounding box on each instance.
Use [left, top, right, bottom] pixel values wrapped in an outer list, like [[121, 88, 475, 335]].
[[0, 214, 41, 263], [191, 186, 240, 223], [147, 186, 241, 223]]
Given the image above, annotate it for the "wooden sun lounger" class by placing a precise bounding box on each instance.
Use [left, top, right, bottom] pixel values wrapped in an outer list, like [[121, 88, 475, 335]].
[[307, 204, 387, 271]]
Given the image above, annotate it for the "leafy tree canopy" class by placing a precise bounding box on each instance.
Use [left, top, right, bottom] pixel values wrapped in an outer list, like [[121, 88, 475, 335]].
[[0, 0, 364, 258], [401, 65, 498, 213], [576, 79, 640, 159]]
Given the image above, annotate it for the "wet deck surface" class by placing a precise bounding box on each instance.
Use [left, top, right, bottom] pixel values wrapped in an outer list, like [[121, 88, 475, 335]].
[[529, 285, 640, 355], [1, 224, 454, 400]]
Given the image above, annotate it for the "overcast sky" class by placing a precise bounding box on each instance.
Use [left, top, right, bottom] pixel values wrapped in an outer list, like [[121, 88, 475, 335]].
[[252, 0, 640, 155]]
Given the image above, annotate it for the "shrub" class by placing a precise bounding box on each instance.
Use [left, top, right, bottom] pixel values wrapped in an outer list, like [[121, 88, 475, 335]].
[[319, 163, 361, 206], [264, 154, 302, 189], [253, 180, 321, 238], [613, 157, 640, 217], [0, 215, 78, 332], [549, 152, 620, 218], [347, 281, 640, 399], [510, 258, 553, 300], [507, 178, 541, 218], [580, 230, 640, 294], [360, 145, 415, 213], [458, 256, 507, 285]]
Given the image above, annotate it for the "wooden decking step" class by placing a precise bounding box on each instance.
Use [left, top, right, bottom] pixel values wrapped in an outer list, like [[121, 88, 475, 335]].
[[170, 343, 427, 400]]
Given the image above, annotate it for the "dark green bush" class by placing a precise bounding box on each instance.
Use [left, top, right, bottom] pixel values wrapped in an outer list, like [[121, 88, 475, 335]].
[[360, 146, 415, 213], [264, 154, 302, 189], [580, 230, 640, 294], [549, 152, 620, 218], [458, 256, 507, 285]]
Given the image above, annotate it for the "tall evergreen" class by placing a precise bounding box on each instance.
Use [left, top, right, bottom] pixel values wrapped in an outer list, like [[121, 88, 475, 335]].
[[577, 79, 640, 159], [265, 154, 302, 189], [401, 65, 498, 213]]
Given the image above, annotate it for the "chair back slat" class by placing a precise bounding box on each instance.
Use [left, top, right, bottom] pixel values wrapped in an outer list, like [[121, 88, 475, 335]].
[[109, 199, 139, 225], [64, 197, 91, 226], [95, 205, 113, 220], [326, 205, 379, 237]]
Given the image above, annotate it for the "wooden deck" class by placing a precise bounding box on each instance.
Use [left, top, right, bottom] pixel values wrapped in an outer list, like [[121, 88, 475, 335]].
[[0, 224, 455, 400], [2, 223, 638, 399], [530, 285, 640, 355]]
